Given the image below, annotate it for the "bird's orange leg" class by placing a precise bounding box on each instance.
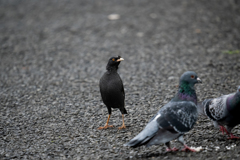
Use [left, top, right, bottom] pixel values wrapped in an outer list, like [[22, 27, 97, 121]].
[[98, 114, 114, 130], [118, 114, 126, 130]]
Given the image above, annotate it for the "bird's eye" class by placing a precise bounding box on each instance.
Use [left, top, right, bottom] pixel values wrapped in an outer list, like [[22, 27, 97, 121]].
[[191, 75, 195, 79], [239, 89, 240, 92], [112, 58, 115, 61]]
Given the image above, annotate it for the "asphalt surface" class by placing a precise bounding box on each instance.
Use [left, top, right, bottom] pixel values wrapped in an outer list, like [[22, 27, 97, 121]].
[[0, 0, 240, 159]]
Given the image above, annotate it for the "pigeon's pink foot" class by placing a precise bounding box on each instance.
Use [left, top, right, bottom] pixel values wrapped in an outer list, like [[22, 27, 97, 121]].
[[181, 145, 196, 152], [228, 133, 240, 139], [220, 126, 229, 135], [166, 147, 179, 152]]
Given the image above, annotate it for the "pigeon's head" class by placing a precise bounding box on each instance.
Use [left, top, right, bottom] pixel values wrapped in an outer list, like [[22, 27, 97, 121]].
[[236, 86, 240, 95], [235, 86, 240, 99], [179, 71, 202, 88], [106, 56, 124, 70]]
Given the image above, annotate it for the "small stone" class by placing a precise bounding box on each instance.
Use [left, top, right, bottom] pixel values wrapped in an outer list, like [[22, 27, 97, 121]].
[[108, 14, 120, 20], [136, 32, 144, 37]]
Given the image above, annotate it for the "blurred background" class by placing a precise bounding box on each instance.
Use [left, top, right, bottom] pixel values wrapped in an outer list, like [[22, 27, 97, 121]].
[[0, 0, 240, 159]]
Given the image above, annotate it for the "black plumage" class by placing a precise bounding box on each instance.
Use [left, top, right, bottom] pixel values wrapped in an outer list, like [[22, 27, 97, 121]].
[[124, 71, 202, 152], [98, 56, 127, 130]]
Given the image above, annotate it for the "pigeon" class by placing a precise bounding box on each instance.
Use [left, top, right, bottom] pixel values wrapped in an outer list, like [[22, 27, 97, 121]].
[[124, 71, 202, 152], [98, 56, 127, 130], [198, 86, 240, 139]]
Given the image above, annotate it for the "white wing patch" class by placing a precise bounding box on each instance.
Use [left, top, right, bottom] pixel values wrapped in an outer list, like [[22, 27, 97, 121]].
[[176, 103, 196, 129], [209, 95, 228, 120], [177, 109, 182, 114], [153, 114, 161, 121]]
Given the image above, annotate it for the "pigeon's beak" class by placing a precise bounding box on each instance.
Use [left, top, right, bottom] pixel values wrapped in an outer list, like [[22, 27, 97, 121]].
[[197, 77, 202, 83], [117, 58, 124, 62]]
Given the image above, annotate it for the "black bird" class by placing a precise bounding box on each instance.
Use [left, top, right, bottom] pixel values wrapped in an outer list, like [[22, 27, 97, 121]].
[[99, 56, 127, 130], [124, 71, 202, 152]]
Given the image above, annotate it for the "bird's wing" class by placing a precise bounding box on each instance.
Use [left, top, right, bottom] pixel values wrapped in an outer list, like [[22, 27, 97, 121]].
[[99, 75, 111, 103], [203, 95, 229, 121], [99, 72, 125, 102], [197, 99, 212, 116], [99, 77, 106, 101], [114, 73, 125, 98], [160, 101, 198, 133], [120, 79, 125, 98]]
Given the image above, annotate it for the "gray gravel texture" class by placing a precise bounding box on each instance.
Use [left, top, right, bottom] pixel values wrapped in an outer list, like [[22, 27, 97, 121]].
[[1, 0, 240, 159]]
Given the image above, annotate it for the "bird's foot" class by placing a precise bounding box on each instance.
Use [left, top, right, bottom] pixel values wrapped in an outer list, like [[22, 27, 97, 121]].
[[220, 126, 229, 135], [181, 145, 196, 152], [166, 147, 179, 152], [228, 133, 240, 139], [118, 124, 126, 130], [98, 125, 114, 130]]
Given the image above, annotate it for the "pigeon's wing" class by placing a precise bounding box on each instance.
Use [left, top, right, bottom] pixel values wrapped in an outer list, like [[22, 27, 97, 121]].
[[203, 95, 230, 121], [160, 101, 198, 133], [124, 101, 197, 147], [197, 99, 213, 116]]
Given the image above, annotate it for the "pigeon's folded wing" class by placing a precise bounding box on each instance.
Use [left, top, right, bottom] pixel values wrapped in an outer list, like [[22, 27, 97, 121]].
[[160, 101, 198, 133], [203, 95, 229, 121]]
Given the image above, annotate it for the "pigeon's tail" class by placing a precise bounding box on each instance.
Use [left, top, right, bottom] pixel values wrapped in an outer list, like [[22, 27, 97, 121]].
[[197, 99, 212, 116], [124, 119, 159, 148]]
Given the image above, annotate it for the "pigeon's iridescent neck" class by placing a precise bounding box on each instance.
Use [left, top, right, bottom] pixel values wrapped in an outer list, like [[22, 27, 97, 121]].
[[177, 92, 197, 104], [174, 83, 197, 104]]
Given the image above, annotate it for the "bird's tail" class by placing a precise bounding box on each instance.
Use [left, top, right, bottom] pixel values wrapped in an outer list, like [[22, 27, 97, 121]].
[[120, 108, 128, 114], [124, 119, 159, 148], [197, 99, 211, 116]]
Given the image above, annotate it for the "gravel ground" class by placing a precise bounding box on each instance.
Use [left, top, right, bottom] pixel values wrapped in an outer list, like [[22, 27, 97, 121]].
[[0, 0, 240, 159]]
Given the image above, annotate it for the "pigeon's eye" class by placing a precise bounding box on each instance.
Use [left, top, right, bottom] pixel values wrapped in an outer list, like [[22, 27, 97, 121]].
[[191, 75, 195, 79], [239, 89, 240, 92], [112, 58, 115, 61]]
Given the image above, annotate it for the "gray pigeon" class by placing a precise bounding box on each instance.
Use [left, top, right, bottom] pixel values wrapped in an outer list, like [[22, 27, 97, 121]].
[[124, 71, 202, 152], [198, 86, 240, 139]]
